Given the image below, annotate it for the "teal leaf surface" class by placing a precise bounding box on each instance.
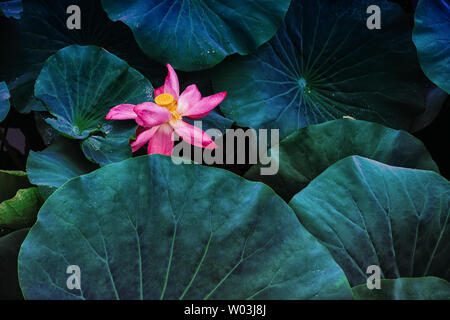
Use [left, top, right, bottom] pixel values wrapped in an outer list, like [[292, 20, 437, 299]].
[[352, 277, 450, 300], [18, 155, 351, 300], [0, 229, 28, 300], [101, 0, 292, 71], [413, 0, 450, 94], [213, 0, 429, 140], [27, 137, 98, 195], [289, 156, 450, 287], [246, 119, 439, 201], [0, 82, 11, 122]]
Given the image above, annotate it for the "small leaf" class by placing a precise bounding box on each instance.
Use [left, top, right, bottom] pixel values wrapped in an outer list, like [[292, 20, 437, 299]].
[[0, 188, 42, 230]]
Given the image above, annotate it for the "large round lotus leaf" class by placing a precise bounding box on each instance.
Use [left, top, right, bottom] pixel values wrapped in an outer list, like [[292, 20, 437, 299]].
[[289, 156, 450, 287], [413, 0, 450, 94], [246, 119, 439, 201], [352, 277, 450, 300], [213, 0, 429, 140], [0, 82, 10, 122], [101, 0, 292, 71], [0, 229, 28, 300], [35, 45, 151, 140], [18, 155, 351, 300]]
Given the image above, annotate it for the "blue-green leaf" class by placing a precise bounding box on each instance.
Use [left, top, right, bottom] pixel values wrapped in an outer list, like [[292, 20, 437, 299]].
[[289, 156, 450, 287], [27, 137, 98, 196], [0, 82, 11, 122], [81, 122, 136, 167], [213, 0, 429, 140], [352, 277, 450, 300], [19, 155, 351, 300], [101, 0, 292, 71], [35, 45, 153, 139], [413, 0, 450, 94], [35, 45, 153, 164], [246, 119, 439, 201]]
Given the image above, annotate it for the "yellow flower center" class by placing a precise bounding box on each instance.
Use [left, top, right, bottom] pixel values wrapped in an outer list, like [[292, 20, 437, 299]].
[[155, 93, 177, 110], [155, 93, 181, 122]]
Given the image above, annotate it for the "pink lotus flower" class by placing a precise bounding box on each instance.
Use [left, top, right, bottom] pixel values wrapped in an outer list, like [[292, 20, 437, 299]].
[[105, 64, 226, 155]]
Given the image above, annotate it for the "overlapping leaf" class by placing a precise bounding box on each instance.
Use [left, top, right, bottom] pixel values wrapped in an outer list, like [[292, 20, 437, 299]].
[[0, 170, 42, 230], [289, 156, 450, 287], [246, 119, 439, 201], [0, 188, 42, 229], [27, 137, 98, 197]]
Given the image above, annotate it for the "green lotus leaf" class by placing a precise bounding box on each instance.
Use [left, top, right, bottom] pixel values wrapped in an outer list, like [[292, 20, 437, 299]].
[[212, 0, 429, 140], [413, 0, 450, 94], [352, 277, 450, 300], [246, 119, 439, 201], [0, 187, 42, 230], [27, 137, 98, 197], [0, 229, 28, 300], [18, 155, 351, 300], [101, 0, 292, 71], [289, 156, 450, 287], [0, 171, 39, 228], [0, 82, 11, 122], [0, 170, 31, 203], [34, 45, 153, 164]]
